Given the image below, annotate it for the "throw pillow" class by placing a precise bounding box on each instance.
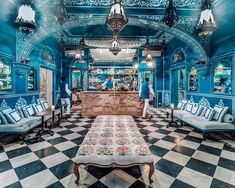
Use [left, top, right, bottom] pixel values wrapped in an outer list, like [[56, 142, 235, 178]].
[[200, 107, 208, 117], [2, 108, 16, 124], [196, 105, 204, 116], [181, 100, 188, 110], [213, 105, 225, 121], [0, 110, 8, 125], [205, 107, 215, 121], [32, 104, 43, 113], [22, 105, 35, 117], [9, 110, 22, 123], [177, 102, 183, 109], [218, 107, 228, 123], [42, 101, 49, 110], [191, 105, 199, 115], [185, 103, 194, 112]]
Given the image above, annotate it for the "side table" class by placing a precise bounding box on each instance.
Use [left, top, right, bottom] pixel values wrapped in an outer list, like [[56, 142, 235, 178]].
[[166, 107, 178, 128]]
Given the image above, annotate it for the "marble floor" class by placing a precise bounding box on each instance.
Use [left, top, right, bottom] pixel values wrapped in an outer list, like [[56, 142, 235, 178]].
[[0, 108, 235, 188]]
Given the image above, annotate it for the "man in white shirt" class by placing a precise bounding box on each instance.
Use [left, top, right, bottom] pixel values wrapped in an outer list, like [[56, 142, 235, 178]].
[[60, 76, 71, 115], [139, 78, 155, 119]]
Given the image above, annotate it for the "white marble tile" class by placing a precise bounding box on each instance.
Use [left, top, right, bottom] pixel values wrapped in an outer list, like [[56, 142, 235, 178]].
[[75, 122, 89, 126], [154, 170, 175, 188], [63, 133, 81, 140], [70, 127, 86, 132], [144, 126, 157, 132], [192, 150, 219, 165], [177, 167, 213, 188], [52, 127, 67, 132], [20, 169, 58, 188], [154, 140, 176, 150], [42, 132, 61, 140], [202, 140, 224, 149], [0, 169, 19, 187], [3, 142, 27, 152], [163, 151, 190, 166], [168, 132, 186, 139], [54, 141, 77, 151], [10, 152, 39, 168], [41, 152, 70, 168], [140, 121, 154, 126], [28, 141, 52, 152], [0, 152, 8, 162], [221, 140, 235, 148], [148, 132, 166, 139], [214, 166, 235, 186], [178, 140, 200, 150], [220, 150, 235, 161], [188, 131, 203, 139]]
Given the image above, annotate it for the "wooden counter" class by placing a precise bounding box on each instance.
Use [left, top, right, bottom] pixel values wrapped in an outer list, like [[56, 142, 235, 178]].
[[81, 91, 144, 116]]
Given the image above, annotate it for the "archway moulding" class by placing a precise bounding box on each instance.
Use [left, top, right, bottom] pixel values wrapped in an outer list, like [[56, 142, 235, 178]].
[[17, 16, 208, 63]]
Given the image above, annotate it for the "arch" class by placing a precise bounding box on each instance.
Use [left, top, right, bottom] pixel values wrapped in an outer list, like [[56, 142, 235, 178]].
[[40, 46, 54, 64], [17, 16, 208, 63], [172, 47, 186, 63]]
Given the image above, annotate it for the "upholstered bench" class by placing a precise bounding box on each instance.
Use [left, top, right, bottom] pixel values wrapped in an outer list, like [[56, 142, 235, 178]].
[[73, 115, 155, 185], [166, 97, 235, 140]]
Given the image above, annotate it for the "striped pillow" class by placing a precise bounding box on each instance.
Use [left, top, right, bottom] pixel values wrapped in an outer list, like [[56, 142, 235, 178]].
[[205, 107, 215, 121], [191, 105, 199, 115]]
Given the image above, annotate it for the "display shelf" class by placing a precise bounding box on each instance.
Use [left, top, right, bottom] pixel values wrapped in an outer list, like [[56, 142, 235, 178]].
[[27, 68, 36, 91], [0, 61, 12, 91]]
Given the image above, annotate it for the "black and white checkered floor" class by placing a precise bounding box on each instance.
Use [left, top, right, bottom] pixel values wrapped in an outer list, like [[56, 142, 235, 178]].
[[0, 108, 235, 188]]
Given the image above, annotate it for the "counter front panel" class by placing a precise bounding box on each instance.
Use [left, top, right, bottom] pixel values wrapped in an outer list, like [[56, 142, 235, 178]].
[[81, 91, 143, 116]]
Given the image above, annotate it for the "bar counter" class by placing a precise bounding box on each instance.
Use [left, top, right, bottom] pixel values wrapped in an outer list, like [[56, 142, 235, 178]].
[[81, 91, 144, 116]]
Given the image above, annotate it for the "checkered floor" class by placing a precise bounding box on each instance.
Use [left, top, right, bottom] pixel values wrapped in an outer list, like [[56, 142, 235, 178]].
[[0, 107, 235, 188]]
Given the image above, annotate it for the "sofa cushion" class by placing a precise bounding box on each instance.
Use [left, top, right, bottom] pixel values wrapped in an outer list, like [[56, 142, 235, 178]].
[[191, 105, 199, 115], [2, 108, 15, 124], [205, 107, 215, 121], [185, 103, 194, 112], [200, 107, 208, 117], [33, 104, 44, 113], [218, 107, 228, 123], [8, 109, 22, 123], [177, 102, 183, 109], [213, 105, 224, 121], [0, 110, 8, 125], [181, 100, 188, 110], [196, 105, 204, 116], [22, 105, 35, 117]]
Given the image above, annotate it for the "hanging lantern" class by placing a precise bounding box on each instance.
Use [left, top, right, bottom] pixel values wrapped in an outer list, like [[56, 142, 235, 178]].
[[163, 0, 178, 27], [106, 0, 128, 33], [109, 36, 122, 55], [15, 1, 36, 33], [55, 0, 68, 25], [197, 0, 216, 37]]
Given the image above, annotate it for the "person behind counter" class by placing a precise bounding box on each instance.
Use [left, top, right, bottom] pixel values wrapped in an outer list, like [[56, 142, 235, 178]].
[[102, 76, 114, 90], [139, 77, 155, 119]]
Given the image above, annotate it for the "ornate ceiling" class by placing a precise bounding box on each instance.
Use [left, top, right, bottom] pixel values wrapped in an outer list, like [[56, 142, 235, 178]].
[[13, 0, 225, 61]]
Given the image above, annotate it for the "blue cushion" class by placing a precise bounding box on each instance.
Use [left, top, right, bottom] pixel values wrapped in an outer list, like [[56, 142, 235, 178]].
[[185, 103, 193, 112], [9, 110, 22, 123], [205, 107, 215, 121], [33, 104, 44, 113], [218, 107, 229, 123], [191, 105, 199, 115], [22, 105, 35, 117], [42, 101, 49, 110], [196, 106, 204, 116], [0, 110, 8, 125], [2, 108, 16, 124]]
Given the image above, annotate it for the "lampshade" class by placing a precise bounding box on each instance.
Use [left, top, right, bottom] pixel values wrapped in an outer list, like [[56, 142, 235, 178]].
[[106, 0, 128, 33], [197, 0, 216, 37], [109, 36, 122, 55], [15, 3, 36, 33], [163, 0, 178, 27]]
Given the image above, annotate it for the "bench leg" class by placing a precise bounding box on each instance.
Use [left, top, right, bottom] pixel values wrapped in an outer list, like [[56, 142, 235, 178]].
[[149, 163, 154, 184], [203, 132, 209, 141], [19, 135, 26, 145], [74, 164, 80, 185], [166, 112, 169, 119]]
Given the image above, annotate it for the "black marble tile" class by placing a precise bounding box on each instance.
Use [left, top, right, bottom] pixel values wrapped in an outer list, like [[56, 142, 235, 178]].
[[88, 181, 108, 188], [137, 124, 147, 129], [15, 160, 47, 180], [174, 129, 191, 135], [129, 180, 151, 188], [172, 145, 195, 157], [143, 136, 159, 144], [64, 124, 78, 129], [71, 137, 85, 145], [57, 130, 74, 136], [184, 135, 203, 143], [0, 160, 13, 173], [155, 129, 171, 135], [210, 178, 235, 188], [77, 130, 89, 135], [149, 145, 169, 157], [82, 124, 92, 129], [34, 146, 59, 159], [6, 146, 32, 159], [121, 166, 142, 179], [139, 129, 151, 135], [50, 160, 73, 180], [87, 166, 113, 179], [47, 137, 68, 145], [186, 158, 216, 177], [150, 124, 164, 129], [46, 181, 65, 188], [162, 135, 182, 143], [170, 179, 195, 188], [62, 146, 79, 159], [218, 157, 235, 171], [223, 145, 235, 152], [5, 181, 23, 188], [155, 158, 183, 178], [198, 144, 222, 156]]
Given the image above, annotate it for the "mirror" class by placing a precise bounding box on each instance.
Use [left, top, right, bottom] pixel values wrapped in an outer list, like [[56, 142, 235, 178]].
[[72, 70, 82, 91], [189, 67, 199, 91], [213, 61, 232, 94], [178, 68, 185, 101]]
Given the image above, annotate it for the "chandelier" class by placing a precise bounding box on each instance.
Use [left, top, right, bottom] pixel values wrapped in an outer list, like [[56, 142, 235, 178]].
[[197, 0, 216, 37], [15, 1, 36, 33], [55, 0, 68, 25], [163, 0, 178, 27], [109, 36, 121, 55], [106, 0, 128, 33]]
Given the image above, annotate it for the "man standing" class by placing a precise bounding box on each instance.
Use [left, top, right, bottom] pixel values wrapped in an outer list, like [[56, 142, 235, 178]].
[[60, 76, 71, 115], [102, 76, 114, 90], [139, 77, 155, 119]]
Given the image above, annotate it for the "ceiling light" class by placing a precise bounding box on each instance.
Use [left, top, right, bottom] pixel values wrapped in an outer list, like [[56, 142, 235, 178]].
[[55, 0, 68, 25], [163, 0, 178, 27], [109, 36, 122, 55]]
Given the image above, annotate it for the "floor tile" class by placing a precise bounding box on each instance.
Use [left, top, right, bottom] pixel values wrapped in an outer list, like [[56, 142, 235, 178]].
[[41, 152, 70, 168], [0, 160, 12, 173], [186, 158, 216, 177], [198, 144, 222, 156], [88, 181, 108, 188], [10, 152, 39, 168], [0, 152, 8, 162], [57, 130, 74, 136], [6, 146, 32, 159], [87, 166, 114, 180], [220, 149, 235, 161], [71, 137, 85, 145], [47, 137, 68, 145], [34, 146, 59, 159], [177, 167, 213, 188], [218, 157, 235, 171], [5, 181, 23, 188], [163, 151, 190, 166], [170, 179, 195, 188], [28, 141, 52, 152], [20, 169, 58, 188], [15, 160, 47, 180], [172, 145, 195, 157], [143, 136, 159, 144], [192, 150, 220, 165], [62, 146, 79, 159], [155, 158, 183, 178], [162, 135, 182, 144], [54, 141, 77, 151], [211, 178, 235, 188], [148, 132, 166, 139], [46, 181, 65, 188], [154, 140, 176, 150], [50, 160, 74, 180], [149, 145, 169, 157], [0, 169, 19, 187], [213, 166, 235, 186], [178, 140, 200, 150], [154, 170, 175, 188], [63, 133, 81, 140], [184, 135, 203, 143]]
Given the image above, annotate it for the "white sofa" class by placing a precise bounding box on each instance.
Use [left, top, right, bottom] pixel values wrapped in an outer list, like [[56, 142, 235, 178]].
[[166, 97, 235, 140]]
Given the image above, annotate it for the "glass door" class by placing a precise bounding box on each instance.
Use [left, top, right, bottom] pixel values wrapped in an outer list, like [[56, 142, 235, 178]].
[[40, 68, 53, 106]]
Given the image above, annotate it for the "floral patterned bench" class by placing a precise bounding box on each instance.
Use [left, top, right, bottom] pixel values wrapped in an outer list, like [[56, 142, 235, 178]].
[[73, 115, 154, 185]]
